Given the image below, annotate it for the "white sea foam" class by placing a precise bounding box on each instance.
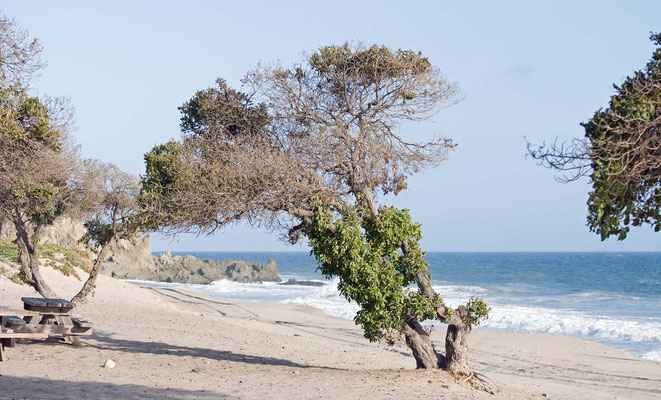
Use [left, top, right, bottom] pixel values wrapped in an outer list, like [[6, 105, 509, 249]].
[[481, 305, 661, 343], [429, 285, 661, 344], [564, 290, 642, 301], [134, 278, 661, 361], [643, 350, 661, 362], [280, 279, 360, 320]]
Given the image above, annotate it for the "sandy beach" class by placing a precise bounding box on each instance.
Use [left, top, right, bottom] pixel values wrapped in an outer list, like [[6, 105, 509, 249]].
[[0, 267, 659, 400]]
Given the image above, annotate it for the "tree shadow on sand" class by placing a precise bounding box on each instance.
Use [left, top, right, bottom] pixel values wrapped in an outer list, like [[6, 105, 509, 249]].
[[0, 375, 232, 400], [87, 331, 338, 369]]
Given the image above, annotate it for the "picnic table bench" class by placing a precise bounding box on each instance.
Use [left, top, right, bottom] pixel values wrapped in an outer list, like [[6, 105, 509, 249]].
[[0, 297, 93, 361], [0, 327, 48, 361]]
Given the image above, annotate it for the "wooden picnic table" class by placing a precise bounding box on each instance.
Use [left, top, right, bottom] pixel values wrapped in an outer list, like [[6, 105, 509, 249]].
[[18, 297, 92, 347], [22, 297, 76, 313], [0, 298, 93, 360], [1, 298, 92, 347]]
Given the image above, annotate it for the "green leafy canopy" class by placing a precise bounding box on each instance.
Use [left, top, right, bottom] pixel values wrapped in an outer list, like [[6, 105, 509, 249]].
[[585, 33, 661, 240], [309, 203, 489, 344]]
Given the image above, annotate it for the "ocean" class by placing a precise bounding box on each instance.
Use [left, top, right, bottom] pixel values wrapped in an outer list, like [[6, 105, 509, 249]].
[[143, 251, 661, 362]]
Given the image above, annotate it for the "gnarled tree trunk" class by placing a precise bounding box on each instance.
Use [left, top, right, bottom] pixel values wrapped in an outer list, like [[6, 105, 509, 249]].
[[71, 237, 114, 304], [411, 271, 473, 374], [404, 318, 444, 368], [444, 308, 471, 373], [13, 215, 58, 298], [14, 235, 34, 283]]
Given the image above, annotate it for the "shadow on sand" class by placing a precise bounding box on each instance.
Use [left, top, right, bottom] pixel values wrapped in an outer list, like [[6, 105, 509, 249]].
[[0, 375, 233, 400], [87, 331, 338, 370]]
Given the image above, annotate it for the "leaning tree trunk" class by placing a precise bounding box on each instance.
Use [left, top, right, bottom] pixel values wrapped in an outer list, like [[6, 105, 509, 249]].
[[13, 217, 58, 298], [14, 236, 34, 283], [404, 317, 444, 368], [71, 237, 115, 304], [27, 241, 57, 298]]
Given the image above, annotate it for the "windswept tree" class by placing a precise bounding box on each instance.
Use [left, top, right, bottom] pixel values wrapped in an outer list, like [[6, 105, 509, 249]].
[[142, 44, 490, 382], [528, 33, 661, 241], [0, 14, 140, 302], [0, 13, 76, 297], [71, 160, 141, 303]]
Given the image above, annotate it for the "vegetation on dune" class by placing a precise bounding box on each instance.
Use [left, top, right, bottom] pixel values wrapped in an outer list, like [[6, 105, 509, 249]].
[[0, 238, 19, 263], [0, 238, 91, 281]]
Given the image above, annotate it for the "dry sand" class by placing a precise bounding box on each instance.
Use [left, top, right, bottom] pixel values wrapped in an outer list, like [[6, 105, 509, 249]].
[[0, 266, 659, 400]]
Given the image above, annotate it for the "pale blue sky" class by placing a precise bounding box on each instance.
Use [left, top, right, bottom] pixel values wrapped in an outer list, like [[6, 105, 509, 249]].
[[3, 0, 660, 251]]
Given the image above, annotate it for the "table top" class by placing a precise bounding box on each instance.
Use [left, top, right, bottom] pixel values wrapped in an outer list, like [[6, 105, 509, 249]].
[[21, 297, 75, 309]]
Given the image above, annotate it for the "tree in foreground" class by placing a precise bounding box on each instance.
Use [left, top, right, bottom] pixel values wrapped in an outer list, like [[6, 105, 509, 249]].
[[0, 13, 75, 297], [528, 33, 661, 241], [142, 44, 491, 386], [0, 13, 141, 302]]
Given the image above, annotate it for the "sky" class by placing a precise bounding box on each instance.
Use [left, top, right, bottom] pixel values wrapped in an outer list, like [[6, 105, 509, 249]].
[[2, 0, 660, 252]]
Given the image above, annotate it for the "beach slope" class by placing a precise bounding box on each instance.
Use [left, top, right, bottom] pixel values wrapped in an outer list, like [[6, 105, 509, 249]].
[[0, 268, 659, 399]]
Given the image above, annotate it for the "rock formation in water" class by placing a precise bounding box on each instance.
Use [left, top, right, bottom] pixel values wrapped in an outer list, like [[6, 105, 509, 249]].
[[102, 235, 280, 284]]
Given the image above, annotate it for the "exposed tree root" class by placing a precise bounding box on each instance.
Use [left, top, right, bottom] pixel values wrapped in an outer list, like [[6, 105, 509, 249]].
[[449, 371, 500, 394]]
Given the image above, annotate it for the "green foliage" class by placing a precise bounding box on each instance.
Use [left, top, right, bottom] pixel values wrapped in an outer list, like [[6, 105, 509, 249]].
[[82, 218, 117, 248], [585, 33, 661, 240], [467, 296, 491, 326], [10, 181, 62, 224], [10, 271, 29, 285], [0, 238, 19, 263], [0, 86, 67, 228], [0, 87, 62, 151], [139, 141, 189, 231], [308, 204, 439, 343], [309, 44, 432, 80], [82, 216, 140, 248], [0, 239, 90, 279], [178, 78, 269, 138], [40, 244, 91, 274], [141, 141, 183, 197]]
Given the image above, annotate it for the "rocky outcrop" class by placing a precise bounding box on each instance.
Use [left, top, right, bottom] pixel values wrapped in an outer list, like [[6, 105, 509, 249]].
[[0, 217, 87, 248], [1, 217, 280, 284], [100, 235, 280, 284], [279, 278, 325, 287]]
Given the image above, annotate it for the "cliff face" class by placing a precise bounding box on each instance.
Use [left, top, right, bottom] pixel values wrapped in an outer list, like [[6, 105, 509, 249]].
[[0, 217, 280, 284], [0, 217, 87, 249]]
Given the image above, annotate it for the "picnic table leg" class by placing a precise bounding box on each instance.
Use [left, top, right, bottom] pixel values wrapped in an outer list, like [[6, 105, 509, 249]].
[[54, 315, 82, 347], [19, 315, 44, 344], [0, 339, 6, 361], [1, 317, 16, 347], [23, 315, 43, 324]]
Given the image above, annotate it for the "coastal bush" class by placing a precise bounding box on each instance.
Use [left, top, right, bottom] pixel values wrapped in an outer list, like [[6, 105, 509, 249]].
[[0, 239, 90, 280], [0, 238, 19, 263]]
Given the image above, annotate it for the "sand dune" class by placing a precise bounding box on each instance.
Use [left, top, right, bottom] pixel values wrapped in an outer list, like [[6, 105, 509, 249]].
[[0, 267, 659, 399]]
